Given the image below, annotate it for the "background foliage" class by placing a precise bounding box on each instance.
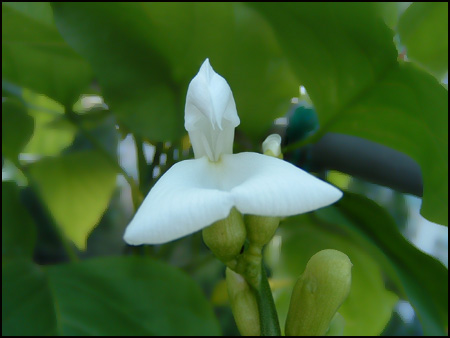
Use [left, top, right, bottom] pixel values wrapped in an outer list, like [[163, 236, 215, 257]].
[[2, 2, 448, 336]]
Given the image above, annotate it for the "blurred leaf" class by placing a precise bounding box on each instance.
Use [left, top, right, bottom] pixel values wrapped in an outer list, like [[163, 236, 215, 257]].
[[316, 192, 448, 335], [28, 151, 117, 250], [2, 259, 57, 336], [52, 3, 298, 143], [331, 63, 448, 226], [2, 182, 36, 258], [46, 257, 221, 335], [2, 98, 34, 161], [229, 4, 298, 141], [2, 3, 92, 106], [399, 2, 448, 79], [52, 3, 180, 142], [269, 215, 398, 336], [22, 90, 76, 156], [251, 3, 448, 225], [2, 257, 221, 335]]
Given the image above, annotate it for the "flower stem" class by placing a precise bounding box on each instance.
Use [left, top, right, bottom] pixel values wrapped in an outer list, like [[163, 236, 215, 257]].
[[233, 245, 281, 336], [253, 262, 281, 336]]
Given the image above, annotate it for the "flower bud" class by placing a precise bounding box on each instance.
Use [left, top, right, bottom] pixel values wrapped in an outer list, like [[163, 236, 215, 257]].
[[226, 268, 260, 336], [202, 208, 246, 265], [262, 134, 283, 159], [285, 249, 352, 336], [245, 215, 280, 248]]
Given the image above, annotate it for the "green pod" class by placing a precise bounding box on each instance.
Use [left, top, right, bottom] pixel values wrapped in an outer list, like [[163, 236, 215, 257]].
[[202, 208, 246, 265], [285, 249, 352, 336], [245, 215, 280, 248], [226, 268, 260, 336]]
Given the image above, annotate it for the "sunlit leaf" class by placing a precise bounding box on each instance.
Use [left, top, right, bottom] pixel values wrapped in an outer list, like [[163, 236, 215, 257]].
[[28, 151, 117, 250], [2, 3, 92, 106], [22, 90, 76, 156], [399, 2, 448, 79], [250, 3, 448, 225]]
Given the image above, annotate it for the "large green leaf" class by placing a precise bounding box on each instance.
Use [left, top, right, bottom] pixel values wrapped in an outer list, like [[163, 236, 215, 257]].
[[52, 3, 298, 142], [230, 4, 298, 141], [251, 3, 448, 226], [2, 257, 221, 336], [2, 3, 92, 106], [51, 3, 181, 142], [2, 182, 36, 259], [268, 215, 397, 336], [316, 192, 448, 335], [28, 151, 117, 250], [2, 98, 34, 161], [2, 259, 58, 336], [398, 2, 448, 79]]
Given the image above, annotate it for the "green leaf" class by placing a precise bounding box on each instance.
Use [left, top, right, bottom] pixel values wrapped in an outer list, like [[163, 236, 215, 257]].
[[52, 3, 298, 143], [317, 192, 448, 335], [2, 257, 221, 336], [2, 182, 36, 258], [28, 151, 117, 250], [250, 3, 448, 225], [230, 4, 298, 141], [331, 64, 448, 226], [268, 215, 398, 336], [22, 90, 76, 156], [2, 259, 58, 336], [2, 3, 92, 106], [51, 3, 181, 142], [2, 99, 34, 161], [399, 2, 448, 79]]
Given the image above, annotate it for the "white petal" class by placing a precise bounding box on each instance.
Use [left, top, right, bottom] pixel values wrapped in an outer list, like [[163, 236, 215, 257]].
[[184, 59, 239, 161], [124, 158, 234, 245], [220, 153, 342, 216]]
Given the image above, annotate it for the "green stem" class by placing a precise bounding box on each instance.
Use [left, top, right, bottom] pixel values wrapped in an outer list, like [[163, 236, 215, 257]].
[[64, 109, 143, 210], [253, 263, 282, 336], [134, 135, 150, 195]]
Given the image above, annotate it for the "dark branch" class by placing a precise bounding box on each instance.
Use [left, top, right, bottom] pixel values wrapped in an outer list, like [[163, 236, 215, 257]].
[[289, 133, 423, 197]]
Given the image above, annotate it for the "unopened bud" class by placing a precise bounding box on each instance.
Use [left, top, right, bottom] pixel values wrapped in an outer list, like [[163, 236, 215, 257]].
[[202, 208, 246, 265], [262, 134, 283, 159], [245, 215, 280, 247], [285, 249, 352, 336], [226, 268, 260, 336]]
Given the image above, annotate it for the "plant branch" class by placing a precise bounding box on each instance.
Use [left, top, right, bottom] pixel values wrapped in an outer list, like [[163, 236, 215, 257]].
[[287, 132, 423, 197], [253, 263, 282, 336]]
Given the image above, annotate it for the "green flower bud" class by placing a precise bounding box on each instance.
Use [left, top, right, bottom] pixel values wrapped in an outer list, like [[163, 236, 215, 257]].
[[226, 268, 260, 336], [245, 215, 280, 248], [285, 249, 352, 336], [202, 208, 246, 265]]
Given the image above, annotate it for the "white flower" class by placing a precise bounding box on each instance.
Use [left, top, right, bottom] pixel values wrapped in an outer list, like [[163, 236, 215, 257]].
[[124, 59, 342, 245]]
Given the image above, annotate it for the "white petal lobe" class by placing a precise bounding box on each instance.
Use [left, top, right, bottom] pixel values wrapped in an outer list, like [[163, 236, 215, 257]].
[[124, 158, 234, 245], [220, 153, 343, 216]]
